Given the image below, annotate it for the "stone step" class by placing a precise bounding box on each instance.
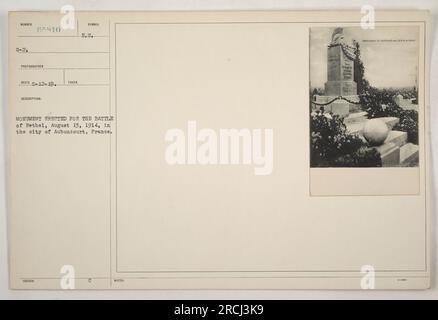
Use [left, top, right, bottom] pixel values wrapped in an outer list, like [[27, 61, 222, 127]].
[[344, 111, 368, 125], [400, 143, 419, 165], [384, 130, 407, 148], [375, 142, 400, 167], [368, 130, 415, 167]]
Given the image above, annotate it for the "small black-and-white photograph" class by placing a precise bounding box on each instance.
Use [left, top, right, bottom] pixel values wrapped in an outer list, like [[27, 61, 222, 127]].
[[310, 26, 420, 168]]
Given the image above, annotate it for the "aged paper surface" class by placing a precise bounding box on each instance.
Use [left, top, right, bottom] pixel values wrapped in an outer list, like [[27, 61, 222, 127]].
[[8, 10, 430, 289]]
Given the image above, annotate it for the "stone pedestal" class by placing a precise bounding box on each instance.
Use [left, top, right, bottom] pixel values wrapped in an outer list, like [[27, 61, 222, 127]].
[[376, 143, 400, 166], [313, 94, 360, 116], [325, 81, 357, 97], [345, 115, 419, 167], [325, 100, 350, 116], [312, 44, 360, 116]]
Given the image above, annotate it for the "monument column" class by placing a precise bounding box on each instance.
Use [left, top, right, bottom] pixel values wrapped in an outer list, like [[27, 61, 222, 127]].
[[325, 45, 357, 96], [321, 28, 359, 116]]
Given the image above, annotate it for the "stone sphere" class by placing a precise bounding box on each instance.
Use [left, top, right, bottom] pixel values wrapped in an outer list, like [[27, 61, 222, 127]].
[[363, 119, 389, 146]]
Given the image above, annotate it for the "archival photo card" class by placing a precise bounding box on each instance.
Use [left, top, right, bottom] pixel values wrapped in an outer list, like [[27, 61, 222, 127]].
[[309, 25, 424, 196], [8, 11, 430, 290]]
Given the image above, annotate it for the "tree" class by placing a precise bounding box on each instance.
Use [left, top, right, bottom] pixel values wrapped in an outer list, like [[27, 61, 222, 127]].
[[353, 41, 369, 94]]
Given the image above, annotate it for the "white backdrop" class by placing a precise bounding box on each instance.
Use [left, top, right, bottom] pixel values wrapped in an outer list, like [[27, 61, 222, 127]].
[[0, 0, 436, 300]]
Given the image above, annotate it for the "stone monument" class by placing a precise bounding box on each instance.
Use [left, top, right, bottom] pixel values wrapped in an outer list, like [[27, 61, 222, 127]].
[[311, 28, 419, 167], [314, 28, 360, 116]]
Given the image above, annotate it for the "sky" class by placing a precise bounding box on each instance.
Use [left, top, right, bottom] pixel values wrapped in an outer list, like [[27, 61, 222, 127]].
[[310, 26, 420, 89]]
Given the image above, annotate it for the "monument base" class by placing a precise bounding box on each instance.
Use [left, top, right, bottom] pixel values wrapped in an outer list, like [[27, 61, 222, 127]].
[[325, 100, 350, 116], [325, 80, 357, 97], [344, 115, 419, 167], [312, 95, 360, 116], [376, 142, 400, 166]]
